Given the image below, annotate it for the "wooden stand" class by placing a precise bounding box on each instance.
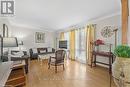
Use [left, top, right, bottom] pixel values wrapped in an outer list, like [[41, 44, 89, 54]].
[[5, 60, 26, 87], [91, 42, 115, 73]]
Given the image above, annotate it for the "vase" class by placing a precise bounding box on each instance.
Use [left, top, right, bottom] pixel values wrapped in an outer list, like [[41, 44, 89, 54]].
[[112, 57, 130, 87]]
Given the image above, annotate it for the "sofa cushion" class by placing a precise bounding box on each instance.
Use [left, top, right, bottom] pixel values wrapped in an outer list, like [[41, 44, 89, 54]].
[[39, 50, 46, 53], [47, 48, 52, 52], [37, 48, 47, 53]]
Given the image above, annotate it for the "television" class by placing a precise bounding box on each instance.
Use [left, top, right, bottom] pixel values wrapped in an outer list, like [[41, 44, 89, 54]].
[[59, 40, 67, 49]]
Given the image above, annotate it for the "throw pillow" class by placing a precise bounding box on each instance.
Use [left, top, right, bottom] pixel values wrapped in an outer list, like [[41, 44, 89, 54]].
[[40, 50, 46, 53], [48, 48, 52, 52]]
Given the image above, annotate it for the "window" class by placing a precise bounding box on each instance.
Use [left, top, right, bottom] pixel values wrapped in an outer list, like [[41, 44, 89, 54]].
[[63, 28, 87, 63], [75, 27, 86, 63]]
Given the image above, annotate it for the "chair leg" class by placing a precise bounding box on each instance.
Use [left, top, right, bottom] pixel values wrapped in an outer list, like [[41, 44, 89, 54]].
[[63, 64, 65, 70], [55, 65, 57, 73], [48, 64, 50, 69]]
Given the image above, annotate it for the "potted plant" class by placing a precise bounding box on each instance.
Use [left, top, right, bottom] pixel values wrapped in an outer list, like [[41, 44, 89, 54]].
[[112, 45, 130, 87]]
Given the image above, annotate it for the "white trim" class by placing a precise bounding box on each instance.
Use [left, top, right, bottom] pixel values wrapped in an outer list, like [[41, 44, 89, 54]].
[[87, 11, 121, 23], [0, 17, 55, 32], [57, 12, 121, 33]]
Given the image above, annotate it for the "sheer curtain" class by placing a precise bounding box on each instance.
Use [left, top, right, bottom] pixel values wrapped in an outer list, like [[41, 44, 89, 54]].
[[64, 32, 70, 50], [75, 28, 86, 63], [75, 29, 80, 61]]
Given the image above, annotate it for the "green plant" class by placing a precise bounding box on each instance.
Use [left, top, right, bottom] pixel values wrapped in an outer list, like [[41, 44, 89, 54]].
[[114, 45, 130, 58]]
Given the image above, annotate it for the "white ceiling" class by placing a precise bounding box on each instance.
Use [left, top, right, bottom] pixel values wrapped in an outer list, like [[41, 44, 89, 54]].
[[9, 0, 121, 31]]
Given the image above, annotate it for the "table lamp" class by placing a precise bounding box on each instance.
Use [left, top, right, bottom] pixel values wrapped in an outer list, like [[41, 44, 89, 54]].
[[0, 37, 18, 61], [3, 37, 18, 47]]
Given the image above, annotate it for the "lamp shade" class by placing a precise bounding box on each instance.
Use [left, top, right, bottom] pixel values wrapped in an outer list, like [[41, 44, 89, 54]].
[[3, 37, 18, 47]]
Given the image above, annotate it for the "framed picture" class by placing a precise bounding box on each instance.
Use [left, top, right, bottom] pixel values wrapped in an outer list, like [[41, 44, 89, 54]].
[[35, 32, 45, 43]]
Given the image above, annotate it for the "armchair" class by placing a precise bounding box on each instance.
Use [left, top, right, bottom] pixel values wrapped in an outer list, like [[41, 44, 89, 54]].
[[48, 50, 66, 73]]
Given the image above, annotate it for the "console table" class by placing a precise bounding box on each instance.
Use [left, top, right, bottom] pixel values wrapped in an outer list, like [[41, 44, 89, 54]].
[[91, 42, 115, 73]]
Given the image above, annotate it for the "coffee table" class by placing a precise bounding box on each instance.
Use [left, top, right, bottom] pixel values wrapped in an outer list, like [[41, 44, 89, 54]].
[[38, 53, 55, 64]]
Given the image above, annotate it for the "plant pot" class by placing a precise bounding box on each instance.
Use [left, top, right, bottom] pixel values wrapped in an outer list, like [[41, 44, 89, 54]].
[[112, 57, 130, 87]]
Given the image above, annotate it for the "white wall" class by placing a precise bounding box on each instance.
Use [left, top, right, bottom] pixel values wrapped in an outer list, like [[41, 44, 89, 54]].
[[10, 25, 55, 51], [0, 18, 56, 54]]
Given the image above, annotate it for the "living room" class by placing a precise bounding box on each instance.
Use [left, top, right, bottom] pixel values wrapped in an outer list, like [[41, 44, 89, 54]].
[[0, 0, 130, 87]]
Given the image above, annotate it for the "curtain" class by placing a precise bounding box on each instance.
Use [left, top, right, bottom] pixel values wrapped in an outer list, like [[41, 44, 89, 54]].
[[69, 30, 75, 60], [75, 29, 80, 60], [86, 24, 96, 65], [75, 28, 86, 63], [64, 32, 70, 49], [60, 32, 64, 40]]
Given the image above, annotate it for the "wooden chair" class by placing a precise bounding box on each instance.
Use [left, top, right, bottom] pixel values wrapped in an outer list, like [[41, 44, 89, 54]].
[[48, 50, 66, 73]]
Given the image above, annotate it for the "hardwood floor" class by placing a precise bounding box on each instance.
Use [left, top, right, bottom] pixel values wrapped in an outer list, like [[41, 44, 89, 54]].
[[25, 60, 116, 87]]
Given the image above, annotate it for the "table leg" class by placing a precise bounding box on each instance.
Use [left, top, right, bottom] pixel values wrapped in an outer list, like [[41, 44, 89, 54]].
[[25, 59, 28, 74], [40, 58, 43, 65], [110, 74, 112, 87], [112, 56, 114, 64], [91, 54, 93, 68], [109, 57, 112, 73], [38, 57, 40, 61], [94, 55, 96, 67]]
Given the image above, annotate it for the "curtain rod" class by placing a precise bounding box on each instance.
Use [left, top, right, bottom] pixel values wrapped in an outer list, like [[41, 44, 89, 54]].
[[60, 24, 97, 33]]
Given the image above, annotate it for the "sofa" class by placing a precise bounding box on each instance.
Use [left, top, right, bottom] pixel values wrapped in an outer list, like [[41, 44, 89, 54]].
[[29, 47, 55, 60]]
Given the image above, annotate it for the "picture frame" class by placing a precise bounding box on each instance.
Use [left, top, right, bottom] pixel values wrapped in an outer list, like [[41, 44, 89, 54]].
[[35, 32, 45, 43]]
